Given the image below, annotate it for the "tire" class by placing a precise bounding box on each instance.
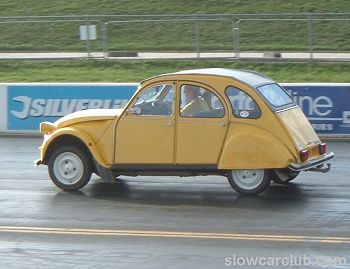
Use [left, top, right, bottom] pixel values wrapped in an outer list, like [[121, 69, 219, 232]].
[[272, 169, 300, 184], [48, 145, 92, 191], [227, 169, 271, 195]]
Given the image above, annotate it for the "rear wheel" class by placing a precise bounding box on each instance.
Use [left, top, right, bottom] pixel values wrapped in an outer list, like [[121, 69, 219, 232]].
[[272, 169, 300, 184], [227, 169, 271, 195], [48, 145, 92, 191]]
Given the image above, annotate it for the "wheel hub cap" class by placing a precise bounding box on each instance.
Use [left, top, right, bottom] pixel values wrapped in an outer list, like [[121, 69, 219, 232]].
[[53, 152, 83, 185], [232, 169, 264, 190]]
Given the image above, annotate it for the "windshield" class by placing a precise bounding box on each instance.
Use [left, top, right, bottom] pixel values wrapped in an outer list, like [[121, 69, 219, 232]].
[[257, 83, 294, 108]]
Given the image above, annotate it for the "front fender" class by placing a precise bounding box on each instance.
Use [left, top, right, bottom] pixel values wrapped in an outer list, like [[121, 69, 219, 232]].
[[40, 127, 110, 168]]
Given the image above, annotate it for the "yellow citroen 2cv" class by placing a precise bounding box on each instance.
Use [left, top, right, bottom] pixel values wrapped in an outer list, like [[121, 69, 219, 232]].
[[35, 69, 334, 195]]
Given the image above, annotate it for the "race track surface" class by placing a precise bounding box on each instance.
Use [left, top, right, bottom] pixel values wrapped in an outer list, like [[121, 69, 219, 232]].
[[0, 137, 349, 268]]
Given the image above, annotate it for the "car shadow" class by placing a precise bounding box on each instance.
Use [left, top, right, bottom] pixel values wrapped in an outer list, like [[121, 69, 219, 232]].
[[52, 177, 309, 210]]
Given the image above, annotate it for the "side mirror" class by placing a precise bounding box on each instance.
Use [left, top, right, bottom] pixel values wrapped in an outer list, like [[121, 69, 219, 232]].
[[126, 106, 141, 115]]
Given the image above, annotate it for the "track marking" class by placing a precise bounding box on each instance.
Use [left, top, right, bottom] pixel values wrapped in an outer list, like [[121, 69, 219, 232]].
[[0, 226, 349, 244]]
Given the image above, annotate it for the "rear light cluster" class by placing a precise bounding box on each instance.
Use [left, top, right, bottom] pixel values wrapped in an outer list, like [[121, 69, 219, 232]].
[[318, 143, 327, 155], [299, 143, 327, 162], [300, 149, 309, 162]]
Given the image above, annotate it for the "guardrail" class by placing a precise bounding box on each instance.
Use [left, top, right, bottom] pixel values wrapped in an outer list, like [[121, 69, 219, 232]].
[[0, 82, 349, 136], [0, 13, 349, 61]]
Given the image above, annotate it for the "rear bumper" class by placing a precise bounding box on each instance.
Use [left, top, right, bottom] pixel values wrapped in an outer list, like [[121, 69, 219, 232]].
[[288, 152, 335, 172]]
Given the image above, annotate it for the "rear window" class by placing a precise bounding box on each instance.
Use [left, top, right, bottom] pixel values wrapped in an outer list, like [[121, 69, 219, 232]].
[[257, 83, 294, 108]]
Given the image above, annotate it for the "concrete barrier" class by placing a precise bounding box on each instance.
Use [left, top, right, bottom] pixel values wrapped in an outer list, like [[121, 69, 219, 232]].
[[1, 82, 349, 137]]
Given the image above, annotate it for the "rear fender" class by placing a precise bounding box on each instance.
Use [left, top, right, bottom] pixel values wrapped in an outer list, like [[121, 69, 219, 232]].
[[218, 125, 296, 170]]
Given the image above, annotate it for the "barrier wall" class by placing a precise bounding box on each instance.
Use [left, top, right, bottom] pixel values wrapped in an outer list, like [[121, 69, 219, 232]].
[[1, 83, 138, 133], [283, 83, 350, 135], [0, 82, 349, 136]]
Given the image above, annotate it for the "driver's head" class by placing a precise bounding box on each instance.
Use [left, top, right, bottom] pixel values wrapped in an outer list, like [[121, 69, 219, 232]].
[[183, 85, 200, 100]]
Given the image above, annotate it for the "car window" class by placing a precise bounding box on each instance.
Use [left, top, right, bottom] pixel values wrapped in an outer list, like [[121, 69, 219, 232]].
[[134, 85, 162, 105], [257, 83, 294, 108], [163, 87, 174, 103], [180, 84, 224, 118], [131, 84, 174, 116], [226, 86, 261, 119]]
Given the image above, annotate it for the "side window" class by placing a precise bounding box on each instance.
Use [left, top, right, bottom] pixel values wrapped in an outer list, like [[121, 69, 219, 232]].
[[130, 84, 174, 116], [180, 84, 224, 118], [225, 86, 261, 119]]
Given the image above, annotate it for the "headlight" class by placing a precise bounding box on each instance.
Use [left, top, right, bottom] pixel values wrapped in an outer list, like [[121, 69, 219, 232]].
[[40, 122, 55, 134]]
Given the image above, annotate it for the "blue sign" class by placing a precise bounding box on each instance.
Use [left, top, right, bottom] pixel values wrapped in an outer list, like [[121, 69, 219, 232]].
[[282, 84, 350, 135], [7, 84, 138, 130], [6, 82, 350, 135]]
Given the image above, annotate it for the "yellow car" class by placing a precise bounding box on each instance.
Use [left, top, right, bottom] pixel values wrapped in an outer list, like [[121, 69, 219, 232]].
[[35, 68, 334, 195]]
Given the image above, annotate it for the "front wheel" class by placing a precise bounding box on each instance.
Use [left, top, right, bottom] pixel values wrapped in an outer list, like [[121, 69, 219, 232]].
[[48, 145, 92, 191], [227, 169, 271, 195]]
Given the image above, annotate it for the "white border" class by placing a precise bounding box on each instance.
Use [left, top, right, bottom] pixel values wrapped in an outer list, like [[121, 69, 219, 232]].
[[0, 85, 7, 132]]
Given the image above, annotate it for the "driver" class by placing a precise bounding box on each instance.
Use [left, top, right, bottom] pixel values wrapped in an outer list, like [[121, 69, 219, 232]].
[[180, 85, 209, 116]]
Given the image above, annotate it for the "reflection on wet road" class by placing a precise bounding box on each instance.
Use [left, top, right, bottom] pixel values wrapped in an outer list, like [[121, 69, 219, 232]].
[[0, 137, 349, 268]]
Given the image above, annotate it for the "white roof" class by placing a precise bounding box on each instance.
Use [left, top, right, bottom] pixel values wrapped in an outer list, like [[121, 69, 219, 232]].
[[174, 68, 274, 87]]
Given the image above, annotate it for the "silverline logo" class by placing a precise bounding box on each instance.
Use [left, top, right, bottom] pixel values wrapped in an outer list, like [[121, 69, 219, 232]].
[[10, 96, 129, 119]]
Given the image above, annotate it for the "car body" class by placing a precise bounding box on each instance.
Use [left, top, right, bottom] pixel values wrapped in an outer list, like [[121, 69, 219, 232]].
[[35, 68, 334, 194]]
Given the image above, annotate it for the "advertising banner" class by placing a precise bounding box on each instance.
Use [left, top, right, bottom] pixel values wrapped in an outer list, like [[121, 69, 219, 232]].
[[3, 82, 350, 136], [283, 83, 350, 135], [7, 83, 138, 131]]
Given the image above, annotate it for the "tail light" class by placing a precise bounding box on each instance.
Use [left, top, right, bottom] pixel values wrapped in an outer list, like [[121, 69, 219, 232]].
[[318, 143, 327, 155], [300, 149, 309, 162]]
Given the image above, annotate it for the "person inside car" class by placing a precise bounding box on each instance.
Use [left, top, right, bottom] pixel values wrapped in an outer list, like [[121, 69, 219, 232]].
[[180, 85, 209, 116]]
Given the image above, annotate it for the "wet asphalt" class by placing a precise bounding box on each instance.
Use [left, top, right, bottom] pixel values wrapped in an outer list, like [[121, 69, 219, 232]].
[[0, 137, 349, 269]]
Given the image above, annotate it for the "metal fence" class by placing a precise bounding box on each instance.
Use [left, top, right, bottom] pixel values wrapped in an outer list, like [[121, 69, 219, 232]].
[[0, 13, 349, 61]]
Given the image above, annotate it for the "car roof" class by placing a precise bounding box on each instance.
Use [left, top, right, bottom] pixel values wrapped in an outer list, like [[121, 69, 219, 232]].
[[143, 68, 275, 88]]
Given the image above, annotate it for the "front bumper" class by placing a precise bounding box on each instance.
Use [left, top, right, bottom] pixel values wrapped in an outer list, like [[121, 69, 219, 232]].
[[288, 152, 335, 172], [34, 159, 42, 167]]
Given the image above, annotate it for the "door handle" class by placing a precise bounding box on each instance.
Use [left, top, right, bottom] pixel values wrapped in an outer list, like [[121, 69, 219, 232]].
[[220, 122, 228, 127], [168, 121, 174, 126]]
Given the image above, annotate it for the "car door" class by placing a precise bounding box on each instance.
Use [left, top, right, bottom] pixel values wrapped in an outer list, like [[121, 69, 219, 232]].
[[115, 82, 175, 164], [176, 82, 229, 165]]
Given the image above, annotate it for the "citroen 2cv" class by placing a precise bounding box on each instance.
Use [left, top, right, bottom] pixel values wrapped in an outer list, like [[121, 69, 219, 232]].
[[35, 69, 334, 194]]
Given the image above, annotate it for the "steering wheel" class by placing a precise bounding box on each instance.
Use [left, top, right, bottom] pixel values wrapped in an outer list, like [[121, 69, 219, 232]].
[[151, 101, 171, 115]]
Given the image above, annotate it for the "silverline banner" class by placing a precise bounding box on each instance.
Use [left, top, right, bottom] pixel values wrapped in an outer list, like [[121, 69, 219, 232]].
[[282, 83, 350, 135], [0, 82, 349, 136]]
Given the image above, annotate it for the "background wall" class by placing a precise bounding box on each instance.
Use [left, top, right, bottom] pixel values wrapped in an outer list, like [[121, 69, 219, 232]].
[[1, 82, 349, 136]]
